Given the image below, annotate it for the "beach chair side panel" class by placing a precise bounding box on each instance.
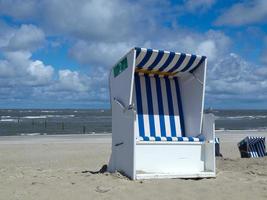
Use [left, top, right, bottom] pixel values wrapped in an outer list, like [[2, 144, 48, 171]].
[[179, 59, 207, 137], [109, 49, 136, 179]]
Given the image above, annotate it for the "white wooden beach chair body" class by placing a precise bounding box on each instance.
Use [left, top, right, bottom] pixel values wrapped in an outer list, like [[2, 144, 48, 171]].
[[108, 47, 216, 179]]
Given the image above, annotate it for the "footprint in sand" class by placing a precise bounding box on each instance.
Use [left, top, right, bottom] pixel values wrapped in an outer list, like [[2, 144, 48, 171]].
[[95, 186, 111, 193]]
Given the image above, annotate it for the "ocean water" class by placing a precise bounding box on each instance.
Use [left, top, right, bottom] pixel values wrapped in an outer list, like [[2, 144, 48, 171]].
[[0, 109, 266, 136]]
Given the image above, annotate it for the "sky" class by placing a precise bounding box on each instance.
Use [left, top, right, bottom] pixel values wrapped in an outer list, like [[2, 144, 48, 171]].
[[0, 0, 267, 109]]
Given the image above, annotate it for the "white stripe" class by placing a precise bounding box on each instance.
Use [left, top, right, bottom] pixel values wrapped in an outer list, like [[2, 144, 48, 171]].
[[170, 79, 182, 137], [160, 77, 171, 137], [149, 136, 155, 141], [172, 54, 191, 73], [162, 53, 180, 72], [150, 76, 161, 137], [133, 85, 140, 138], [142, 50, 159, 69], [161, 137, 167, 141], [183, 55, 202, 72], [140, 75, 150, 137], [152, 51, 169, 70], [135, 49, 146, 66]]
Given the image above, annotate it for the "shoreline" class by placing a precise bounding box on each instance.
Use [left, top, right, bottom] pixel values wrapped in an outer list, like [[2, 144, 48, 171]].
[[0, 129, 267, 138]]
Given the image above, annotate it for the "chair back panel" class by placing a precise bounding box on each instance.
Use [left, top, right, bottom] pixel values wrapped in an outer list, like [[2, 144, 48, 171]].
[[134, 73, 185, 139]]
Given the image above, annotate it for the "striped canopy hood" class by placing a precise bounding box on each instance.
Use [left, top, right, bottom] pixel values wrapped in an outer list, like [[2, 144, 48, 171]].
[[135, 47, 206, 76]]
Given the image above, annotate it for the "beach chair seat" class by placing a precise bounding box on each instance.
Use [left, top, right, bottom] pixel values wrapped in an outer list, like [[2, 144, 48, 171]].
[[137, 136, 204, 142], [108, 47, 216, 179]]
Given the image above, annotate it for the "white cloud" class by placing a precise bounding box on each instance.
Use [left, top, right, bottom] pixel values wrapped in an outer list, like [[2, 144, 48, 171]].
[[57, 69, 89, 92], [0, 20, 15, 48], [69, 29, 231, 68], [215, 0, 267, 26], [0, 51, 54, 86], [206, 53, 267, 107], [69, 41, 133, 66], [183, 0, 216, 12], [6, 24, 45, 51], [27, 60, 54, 85], [0, 0, 37, 19], [0, 22, 45, 52]]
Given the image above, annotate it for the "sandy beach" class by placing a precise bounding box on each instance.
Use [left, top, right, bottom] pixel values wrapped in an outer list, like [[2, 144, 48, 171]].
[[0, 131, 267, 200]]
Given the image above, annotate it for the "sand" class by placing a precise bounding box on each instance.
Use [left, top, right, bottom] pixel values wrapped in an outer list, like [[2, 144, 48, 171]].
[[0, 131, 267, 200]]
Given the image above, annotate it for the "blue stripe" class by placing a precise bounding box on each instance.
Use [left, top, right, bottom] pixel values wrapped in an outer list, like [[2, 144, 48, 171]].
[[189, 56, 206, 73], [168, 53, 186, 73], [144, 74, 156, 137], [147, 50, 164, 70], [158, 52, 175, 71], [164, 77, 176, 137], [259, 140, 266, 156], [181, 55, 197, 72], [139, 136, 204, 142], [134, 73, 145, 137], [143, 136, 150, 141], [155, 75, 166, 137], [188, 137, 194, 142], [174, 77, 185, 137], [255, 142, 263, 157], [137, 49, 153, 68], [135, 47, 141, 58], [166, 137, 172, 141]]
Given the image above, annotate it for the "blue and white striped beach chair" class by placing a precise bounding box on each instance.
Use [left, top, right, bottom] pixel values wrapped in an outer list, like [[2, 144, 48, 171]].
[[108, 47, 216, 179], [238, 136, 266, 158]]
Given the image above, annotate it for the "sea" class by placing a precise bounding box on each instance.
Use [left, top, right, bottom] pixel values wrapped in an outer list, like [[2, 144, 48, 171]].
[[0, 109, 266, 136]]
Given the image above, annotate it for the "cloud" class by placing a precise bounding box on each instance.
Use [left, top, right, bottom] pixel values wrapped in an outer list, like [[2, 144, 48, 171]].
[[6, 24, 45, 51], [0, 0, 151, 41], [0, 20, 15, 48], [0, 51, 54, 86], [0, 22, 45, 52], [69, 29, 231, 69], [183, 0, 216, 12], [206, 53, 267, 107], [215, 0, 267, 26], [69, 41, 133, 67], [0, 0, 38, 19], [56, 69, 89, 92]]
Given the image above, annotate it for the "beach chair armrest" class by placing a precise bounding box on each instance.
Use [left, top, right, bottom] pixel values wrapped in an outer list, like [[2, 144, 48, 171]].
[[113, 97, 136, 114], [202, 113, 215, 141]]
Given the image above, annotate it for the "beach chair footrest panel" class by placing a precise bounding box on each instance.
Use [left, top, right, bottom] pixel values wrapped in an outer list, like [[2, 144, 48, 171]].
[[135, 143, 209, 175]]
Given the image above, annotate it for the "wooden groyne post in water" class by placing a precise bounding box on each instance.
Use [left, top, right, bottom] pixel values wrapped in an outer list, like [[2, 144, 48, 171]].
[[83, 126, 86, 134], [62, 122, 64, 130]]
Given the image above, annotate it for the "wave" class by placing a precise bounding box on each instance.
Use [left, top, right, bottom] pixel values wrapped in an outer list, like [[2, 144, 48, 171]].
[[20, 133, 45, 136], [1, 116, 12, 118], [21, 115, 75, 119], [22, 116, 47, 119], [0, 119, 18, 122]]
